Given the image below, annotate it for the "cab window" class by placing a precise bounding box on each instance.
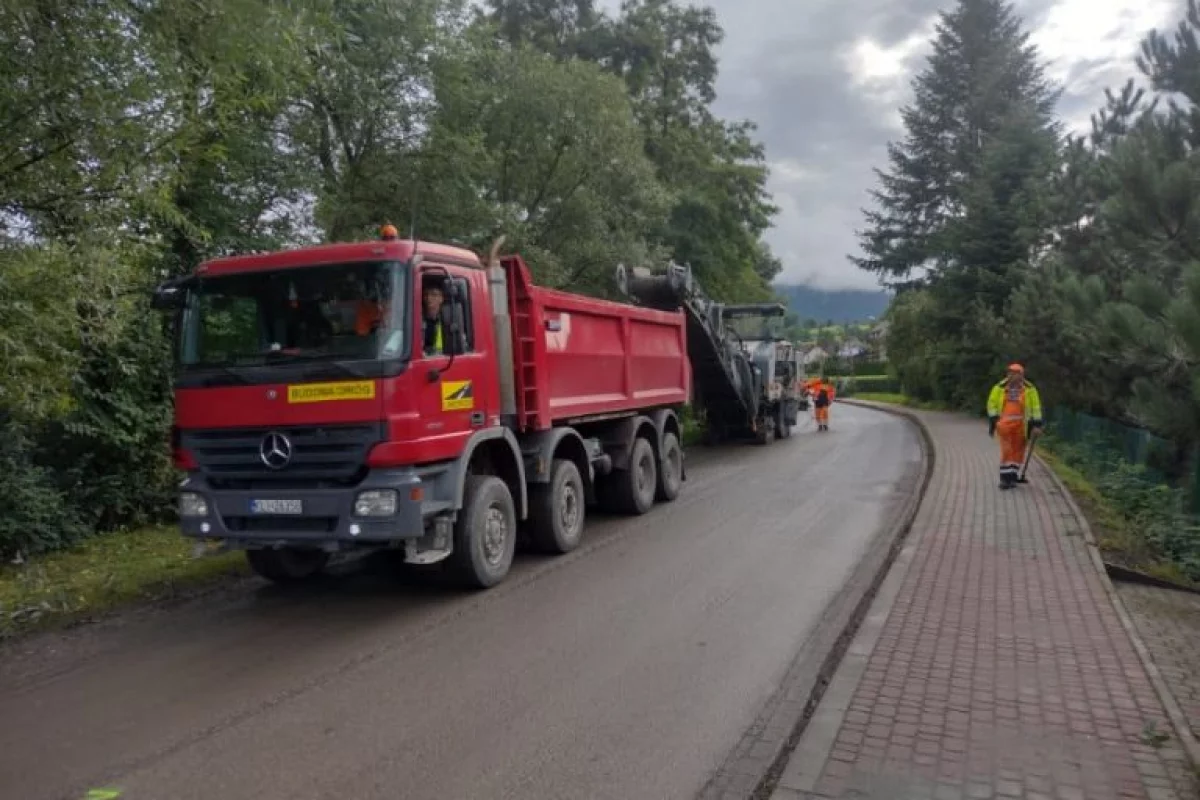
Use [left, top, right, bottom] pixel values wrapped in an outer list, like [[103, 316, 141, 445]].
[[419, 272, 473, 357]]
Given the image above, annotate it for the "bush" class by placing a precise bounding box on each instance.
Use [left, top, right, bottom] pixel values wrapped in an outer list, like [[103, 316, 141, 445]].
[[1046, 435, 1200, 583], [47, 313, 176, 532], [0, 294, 176, 559], [0, 419, 88, 558]]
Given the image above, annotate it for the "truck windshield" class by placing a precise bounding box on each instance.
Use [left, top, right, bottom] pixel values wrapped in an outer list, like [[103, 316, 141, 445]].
[[179, 260, 408, 368]]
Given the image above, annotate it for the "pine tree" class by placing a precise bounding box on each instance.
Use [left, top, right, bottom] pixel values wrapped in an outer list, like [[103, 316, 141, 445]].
[[852, 0, 1059, 287]]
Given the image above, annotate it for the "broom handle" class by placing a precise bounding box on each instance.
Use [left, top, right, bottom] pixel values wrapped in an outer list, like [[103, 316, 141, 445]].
[[1019, 428, 1042, 479]]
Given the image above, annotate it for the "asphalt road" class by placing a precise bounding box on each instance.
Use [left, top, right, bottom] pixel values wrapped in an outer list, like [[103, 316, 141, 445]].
[[0, 404, 921, 800]]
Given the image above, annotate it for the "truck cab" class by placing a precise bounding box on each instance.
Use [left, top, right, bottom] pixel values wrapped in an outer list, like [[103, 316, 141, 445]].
[[723, 305, 804, 442]]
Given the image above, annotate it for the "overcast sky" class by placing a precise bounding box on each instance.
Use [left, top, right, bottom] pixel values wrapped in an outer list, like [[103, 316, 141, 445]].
[[607, 0, 1182, 290]]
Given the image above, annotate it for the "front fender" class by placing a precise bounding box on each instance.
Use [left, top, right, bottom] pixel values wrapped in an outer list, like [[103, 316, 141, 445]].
[[521, 427, 591, 485], [456, 428, 528, 518]]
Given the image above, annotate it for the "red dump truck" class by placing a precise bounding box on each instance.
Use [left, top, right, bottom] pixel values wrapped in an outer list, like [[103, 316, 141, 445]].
[[153, 229, 691, 588]]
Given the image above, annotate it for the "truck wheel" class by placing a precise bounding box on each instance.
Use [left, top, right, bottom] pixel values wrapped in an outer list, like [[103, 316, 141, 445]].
[[613, 436, 657, 514], [245, 547, 328, 583], [529, 459, 586, 554], [656, 431, 683, 502], [775, 405, 790, 440], [755, 415, 775, 445], [449, 475, 516, 589]]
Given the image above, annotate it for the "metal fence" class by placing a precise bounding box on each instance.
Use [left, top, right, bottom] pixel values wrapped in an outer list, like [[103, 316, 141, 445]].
[[1046, 407, 1200, 513]]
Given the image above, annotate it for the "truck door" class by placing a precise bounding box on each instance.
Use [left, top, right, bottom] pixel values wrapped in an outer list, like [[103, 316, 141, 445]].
[[413, 266, 495, 461]]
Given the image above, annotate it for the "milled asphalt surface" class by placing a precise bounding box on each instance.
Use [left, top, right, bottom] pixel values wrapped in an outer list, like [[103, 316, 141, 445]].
[[0, 404, 921, 800]]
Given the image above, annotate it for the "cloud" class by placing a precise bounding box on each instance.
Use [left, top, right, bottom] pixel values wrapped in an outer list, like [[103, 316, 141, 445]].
[[691, 0, 1180, 290]]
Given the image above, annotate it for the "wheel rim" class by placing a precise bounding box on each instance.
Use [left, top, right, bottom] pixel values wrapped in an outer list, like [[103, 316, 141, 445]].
[[560, 482, 580, 534], [665, 445, 680, 487], [636, 451, 654, 496], [482, 505, 508, 566]]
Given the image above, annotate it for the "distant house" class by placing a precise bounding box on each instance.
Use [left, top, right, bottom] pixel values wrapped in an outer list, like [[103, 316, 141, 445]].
[[837, 339, 868, 360], [867, 321, 889, 361], [802, 346, 828, 367]]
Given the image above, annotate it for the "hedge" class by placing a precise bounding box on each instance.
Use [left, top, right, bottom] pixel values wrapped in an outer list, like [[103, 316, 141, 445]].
[[848, 360, 889, 377], [832, 375, 902, 396]]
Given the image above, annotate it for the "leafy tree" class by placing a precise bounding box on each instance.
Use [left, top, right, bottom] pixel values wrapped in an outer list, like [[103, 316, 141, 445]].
[[605, 2, 778, 298], [605, 0, 721, 159], [489, 0, 779, 299], [284, 0, 454, 241], [0, 0, 156, 239], [423, 40, 670, 291], [484, 0, 605, 60]]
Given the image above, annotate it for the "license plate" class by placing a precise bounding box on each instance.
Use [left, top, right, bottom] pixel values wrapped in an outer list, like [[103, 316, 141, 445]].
[[249, 499, 304, 515]]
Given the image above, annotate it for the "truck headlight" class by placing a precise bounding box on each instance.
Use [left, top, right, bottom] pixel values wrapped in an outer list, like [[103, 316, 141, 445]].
[[180, 492, 208, 518], [354, 489, 398, 517]]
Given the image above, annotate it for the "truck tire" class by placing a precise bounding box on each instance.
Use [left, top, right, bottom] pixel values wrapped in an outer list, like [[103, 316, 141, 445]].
[[528, 459, 585, 554], [449, 475, 517, 589], [655, 431, 683, 502], [245, 547, 328, 583], [755, 414, 775, 445], [612, 436, 657, 514], [775, 404, 790, 440]]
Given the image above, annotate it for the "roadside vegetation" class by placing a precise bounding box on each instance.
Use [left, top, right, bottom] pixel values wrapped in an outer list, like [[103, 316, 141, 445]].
[[0, 0, 782, 615], [0, 529, 246, 638], [852, 393, 913, 406], [857, 0, 1200, 582], [1038, 439, 1200, 586]]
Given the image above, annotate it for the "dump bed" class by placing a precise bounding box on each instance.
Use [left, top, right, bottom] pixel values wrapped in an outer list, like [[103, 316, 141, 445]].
[[501, 256, 690, 431]]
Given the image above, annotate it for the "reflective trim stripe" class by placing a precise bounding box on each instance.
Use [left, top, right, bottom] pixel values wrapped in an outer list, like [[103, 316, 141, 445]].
[[1001, 414, 1024, 421]]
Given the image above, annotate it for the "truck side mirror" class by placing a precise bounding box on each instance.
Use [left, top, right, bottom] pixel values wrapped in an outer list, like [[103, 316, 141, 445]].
[[151, 276, 193, 310]]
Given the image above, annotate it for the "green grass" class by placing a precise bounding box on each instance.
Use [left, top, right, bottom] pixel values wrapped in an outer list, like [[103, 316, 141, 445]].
[[850, 392, 949, 411], [854, 392, 910, 405], [0, 527, 248, 639], [1037, 447, 1197, 588]]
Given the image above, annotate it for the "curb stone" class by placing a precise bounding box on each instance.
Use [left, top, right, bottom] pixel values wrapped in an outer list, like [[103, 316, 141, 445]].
[[1035, 451, 1200, 774], [696, 399, 936, 800]]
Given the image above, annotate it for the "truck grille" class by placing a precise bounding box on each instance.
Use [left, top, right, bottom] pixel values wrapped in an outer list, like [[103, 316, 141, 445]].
[[182, 423, 385, 488]]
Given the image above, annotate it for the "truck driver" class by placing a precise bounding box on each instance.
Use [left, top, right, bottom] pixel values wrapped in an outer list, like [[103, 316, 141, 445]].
[[423, 279, 446, 356]]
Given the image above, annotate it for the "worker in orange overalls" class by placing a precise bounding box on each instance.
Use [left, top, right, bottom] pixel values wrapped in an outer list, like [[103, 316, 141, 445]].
[[813, 377, 835, 432], [987, 363, 1043, 489]]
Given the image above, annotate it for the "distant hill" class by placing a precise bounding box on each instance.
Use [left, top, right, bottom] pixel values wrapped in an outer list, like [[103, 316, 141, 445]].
[[774, 284, 891, 324]]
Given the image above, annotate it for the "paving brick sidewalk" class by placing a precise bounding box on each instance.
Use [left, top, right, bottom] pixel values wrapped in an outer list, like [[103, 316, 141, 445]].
[[772, 409, 1199, 800]]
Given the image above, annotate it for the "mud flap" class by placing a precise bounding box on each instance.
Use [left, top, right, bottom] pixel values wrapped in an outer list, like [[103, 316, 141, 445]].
[[404, 516, 454, 564]]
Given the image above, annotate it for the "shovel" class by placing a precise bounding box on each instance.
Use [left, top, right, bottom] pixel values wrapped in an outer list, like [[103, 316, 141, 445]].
[[1017, 427, 1042, 484]]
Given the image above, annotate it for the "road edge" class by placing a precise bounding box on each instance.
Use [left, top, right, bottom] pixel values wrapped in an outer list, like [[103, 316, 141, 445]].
[[1035, 452, 1200, 771], [696, 400, 936, 799]]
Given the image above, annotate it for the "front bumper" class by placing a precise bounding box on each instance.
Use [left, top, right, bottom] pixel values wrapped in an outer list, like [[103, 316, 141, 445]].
[[178, 468, 428, 546]]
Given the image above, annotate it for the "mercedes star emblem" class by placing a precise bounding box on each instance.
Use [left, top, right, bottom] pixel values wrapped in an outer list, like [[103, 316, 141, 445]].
[[259, 432, 293, 470]]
